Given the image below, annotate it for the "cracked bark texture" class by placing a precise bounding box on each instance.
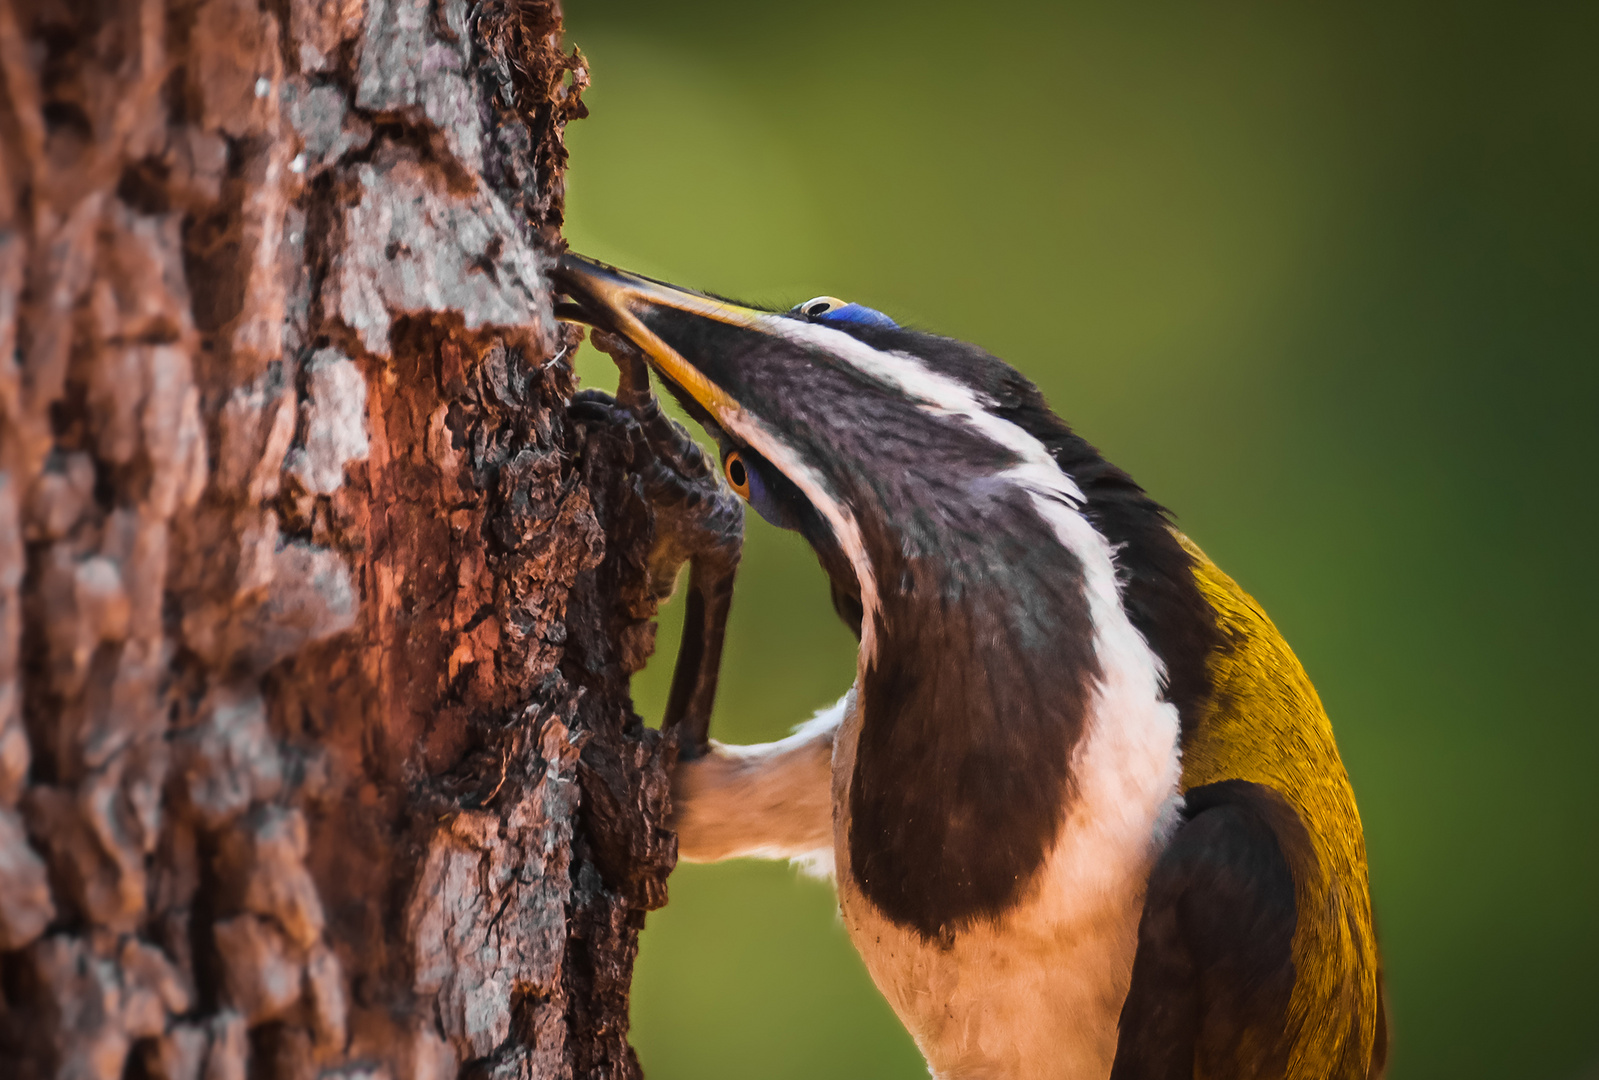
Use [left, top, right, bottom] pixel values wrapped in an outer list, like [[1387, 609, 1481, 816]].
[[0, 2, 678, 1078]]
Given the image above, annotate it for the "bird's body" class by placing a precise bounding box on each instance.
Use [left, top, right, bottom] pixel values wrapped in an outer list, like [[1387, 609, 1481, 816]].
[[557, 257, 1386, 1080]]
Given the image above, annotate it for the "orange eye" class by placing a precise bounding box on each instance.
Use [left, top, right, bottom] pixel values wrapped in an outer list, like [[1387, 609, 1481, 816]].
[[724, 451, 752, 499]]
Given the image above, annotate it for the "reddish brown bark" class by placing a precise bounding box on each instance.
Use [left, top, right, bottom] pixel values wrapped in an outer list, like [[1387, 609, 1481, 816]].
[[0, 2, 675, 1078]]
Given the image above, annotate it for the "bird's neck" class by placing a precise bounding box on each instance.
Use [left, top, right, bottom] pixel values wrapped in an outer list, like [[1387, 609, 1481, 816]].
[[845, 497, 1103, 939]]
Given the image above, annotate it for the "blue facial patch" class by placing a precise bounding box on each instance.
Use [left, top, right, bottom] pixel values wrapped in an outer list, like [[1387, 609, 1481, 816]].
[[794, 296, 899, 330], [742, 460, 787, 529], [820, 302, 899, 329]]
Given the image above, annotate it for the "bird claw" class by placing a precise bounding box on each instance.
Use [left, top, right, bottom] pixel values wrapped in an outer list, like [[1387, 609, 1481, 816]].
[[571, 331, 744, 759]]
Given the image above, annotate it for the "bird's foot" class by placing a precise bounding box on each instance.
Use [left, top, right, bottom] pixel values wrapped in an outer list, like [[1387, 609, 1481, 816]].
[[569, 330, 744, 758]]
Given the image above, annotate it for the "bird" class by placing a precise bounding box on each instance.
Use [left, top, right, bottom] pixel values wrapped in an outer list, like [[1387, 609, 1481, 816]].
[[554, 252, 1388, 1080]]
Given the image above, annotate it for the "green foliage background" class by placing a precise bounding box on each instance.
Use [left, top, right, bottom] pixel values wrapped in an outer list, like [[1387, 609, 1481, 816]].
[[559, 3, 1599, 1077]]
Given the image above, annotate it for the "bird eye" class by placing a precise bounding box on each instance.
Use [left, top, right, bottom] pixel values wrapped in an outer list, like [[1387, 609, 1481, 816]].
[[724, 450, 752, 499], [796, 296, 848, 318]]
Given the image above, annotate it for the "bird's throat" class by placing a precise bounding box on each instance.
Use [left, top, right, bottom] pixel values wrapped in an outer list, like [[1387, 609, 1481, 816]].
[[846, 540, 1101, 938]]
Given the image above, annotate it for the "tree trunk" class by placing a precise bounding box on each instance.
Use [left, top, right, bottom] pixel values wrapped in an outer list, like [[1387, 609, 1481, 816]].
[[0, 2, 676, 1078]]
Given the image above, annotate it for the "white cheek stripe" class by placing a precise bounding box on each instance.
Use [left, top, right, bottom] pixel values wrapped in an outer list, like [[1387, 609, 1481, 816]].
[[710, 404, 880, 664]]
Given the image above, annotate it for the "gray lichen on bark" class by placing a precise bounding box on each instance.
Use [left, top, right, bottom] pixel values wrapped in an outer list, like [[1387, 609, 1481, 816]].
[[0, 1, 676, 1078]]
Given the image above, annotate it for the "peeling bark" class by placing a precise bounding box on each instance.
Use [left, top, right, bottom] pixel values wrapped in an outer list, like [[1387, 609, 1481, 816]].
[[0, 2, 675, 1078]]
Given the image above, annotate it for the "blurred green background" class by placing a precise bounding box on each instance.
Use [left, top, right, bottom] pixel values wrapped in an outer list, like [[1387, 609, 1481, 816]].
[[558, 2, 1599, 1078]]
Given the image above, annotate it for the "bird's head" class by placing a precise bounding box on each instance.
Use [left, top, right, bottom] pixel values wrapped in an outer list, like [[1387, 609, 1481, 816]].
[[554, 251, 1098, 664], [555, 251, 1218, 935]]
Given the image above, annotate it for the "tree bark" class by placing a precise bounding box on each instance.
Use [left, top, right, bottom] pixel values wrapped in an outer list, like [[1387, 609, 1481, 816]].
[[0, 2, 675, 1078]]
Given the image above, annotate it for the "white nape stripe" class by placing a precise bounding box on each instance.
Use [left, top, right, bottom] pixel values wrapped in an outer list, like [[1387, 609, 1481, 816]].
[[1012, 466, 1172, 722], [756, 315, 1088, 505]]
